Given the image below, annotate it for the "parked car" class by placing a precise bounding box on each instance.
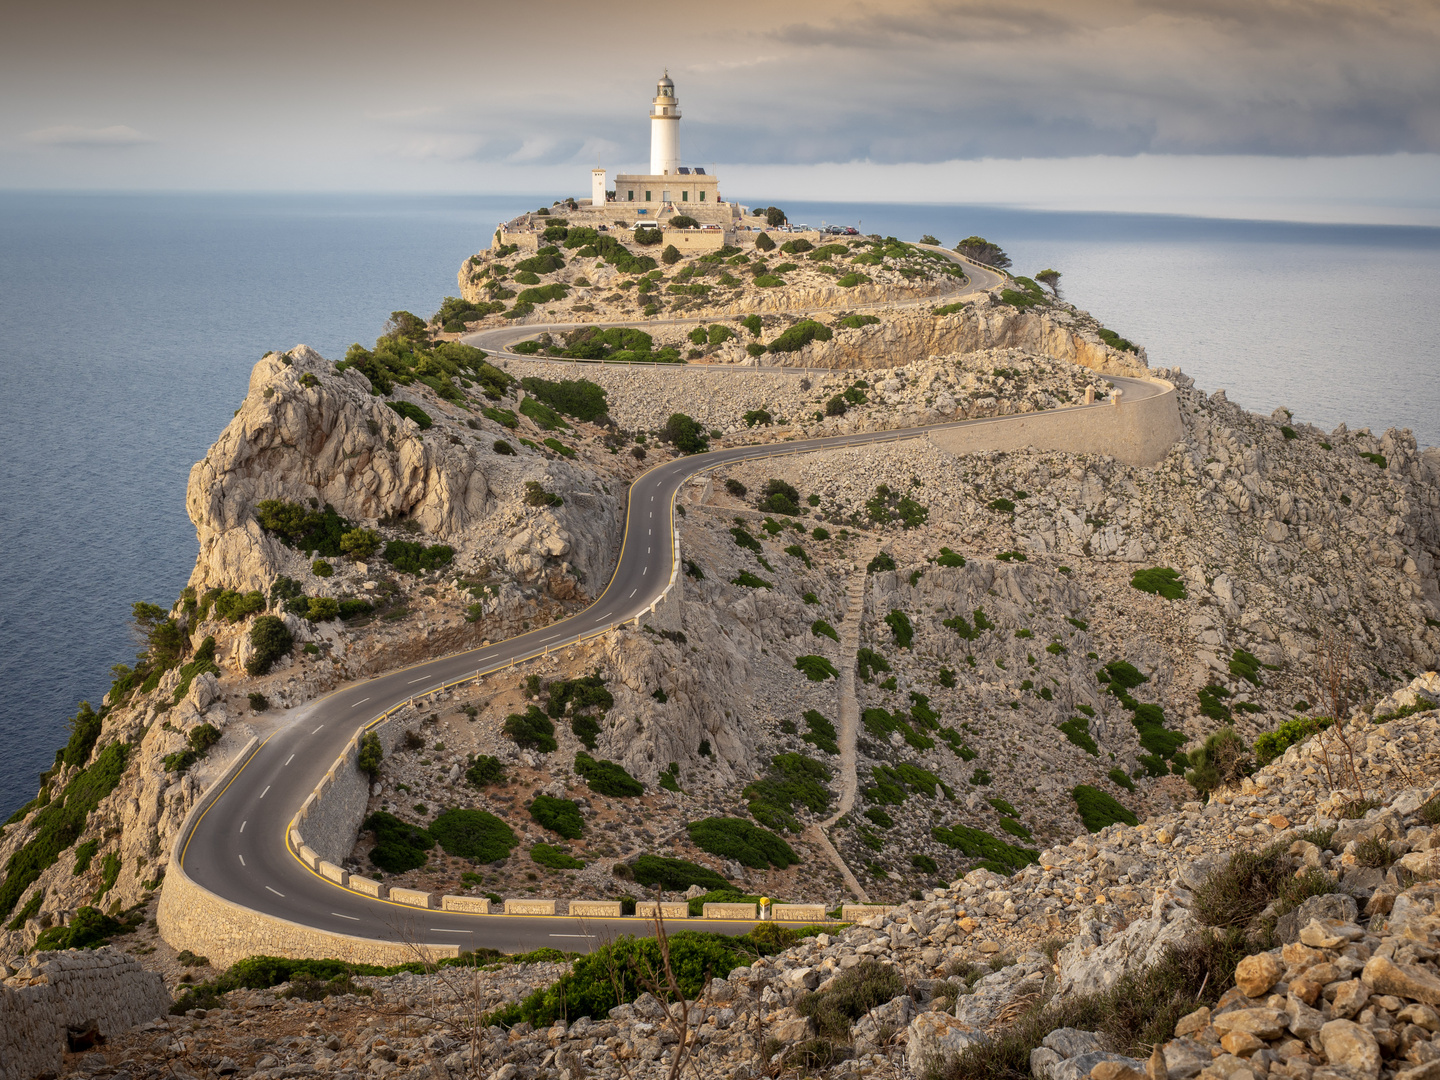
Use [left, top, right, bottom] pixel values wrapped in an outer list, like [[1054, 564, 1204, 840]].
[[843, 227, 859, 235], [824, 224, 846, 235], [794, 224, 813, 232], [701, 223, 721, 231]]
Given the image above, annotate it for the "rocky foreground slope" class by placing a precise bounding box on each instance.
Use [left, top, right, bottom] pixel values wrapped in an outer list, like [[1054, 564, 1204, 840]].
[[28, 706, 1440, 1080]]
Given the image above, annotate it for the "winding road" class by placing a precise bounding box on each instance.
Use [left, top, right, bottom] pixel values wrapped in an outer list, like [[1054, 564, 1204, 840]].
[[171, 250, 1164, 956]]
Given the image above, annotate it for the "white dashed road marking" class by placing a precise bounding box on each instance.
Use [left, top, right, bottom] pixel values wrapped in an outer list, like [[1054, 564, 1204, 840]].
[[266, 886, 284, 897], [259, 786, 270, 799], [351, 698, 370, 707]]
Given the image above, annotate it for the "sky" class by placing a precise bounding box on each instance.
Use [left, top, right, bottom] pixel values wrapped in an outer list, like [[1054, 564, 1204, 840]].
[[4, 0, 1440, 224]]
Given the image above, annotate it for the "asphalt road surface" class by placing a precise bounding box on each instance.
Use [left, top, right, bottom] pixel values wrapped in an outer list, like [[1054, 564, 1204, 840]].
[[177, 252, 1156, 954]]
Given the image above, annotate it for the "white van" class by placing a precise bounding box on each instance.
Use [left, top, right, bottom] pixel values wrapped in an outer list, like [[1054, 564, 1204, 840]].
[[634, 221, 659, 231]]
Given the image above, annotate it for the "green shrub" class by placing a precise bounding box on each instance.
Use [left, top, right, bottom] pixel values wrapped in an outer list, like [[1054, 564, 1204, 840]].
[[574, 752, 643, 796], [856, 647, 890, 681], [387, 400, 433, 430], [382, 541, 455, 575], [530, 795, 585, 839], [524, 481, 563, 507], [249, 692, 270, 712], [482, 406, 518, 429], [633, 227, 663, 246], [519, 377, 608, 422], [464, 755, 507, 787], [632, 856, 729, 892], [305, 596, 338, 621], [932, 824, 1038, 872], [797, 960, 905, 1040], [759, 477, 802, 515], [1361, 451, 1388, 468], [1198, 684, 1233, 721], [745, 753, 832, 832], [1072, 785, 1137, 831], [1058, 718, 1099, 755], [339, 528, 381, 560], [33, 906, 125, 951], [1254, 715, 1332, 766], [1184, 728, 1253, 798], [1229, 648, 1265, 686], [338, 598, 373, 620], [801, 710, 839, 755], [1108, 766, 1136, 792], [364, 811, 433, 873], [794, 655, 838, 681], [811, 619, 838, 642], [767, 320, 832, 353], [530, 844, 585, 870], [935, 547, 966, 567], [255, 500, 351, 557], [429, 808, 517, 863], [732, 571, 773, 589], [839, 313, 880, 329], [357, 732, 382, 777], [1130, 567, 1187, 600], [503, 706, 557, 753], [245, 615, 293, 676], [492, 439, 515, 455], [95, 849, 120, 901], [686, 817, 800, 869], [72, 839, 100, 876], [885, 609, 914, 648], [570, 715, 601, 750], [519, 396, 569, 430], [660, 412, 708, 453]]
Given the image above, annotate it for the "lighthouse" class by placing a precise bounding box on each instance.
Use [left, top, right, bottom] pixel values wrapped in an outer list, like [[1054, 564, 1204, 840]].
[[650, 71, 681, 176]]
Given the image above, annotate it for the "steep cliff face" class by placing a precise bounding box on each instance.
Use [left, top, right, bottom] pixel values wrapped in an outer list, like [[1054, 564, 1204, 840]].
[[186, 345, 624, 596]]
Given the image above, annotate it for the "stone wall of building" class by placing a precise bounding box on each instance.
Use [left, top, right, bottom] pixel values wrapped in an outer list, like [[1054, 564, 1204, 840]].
[[0, 947, 170, 1080]]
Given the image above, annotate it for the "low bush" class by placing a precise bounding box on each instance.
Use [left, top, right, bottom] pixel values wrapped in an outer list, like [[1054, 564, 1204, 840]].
[[811, 619, 839, 642], [687, 817, 800, 869], [1130, 566, 1187, 600], [429, 808, 518, 863], [745, 753, 832, 832], [519, 376, 608, 422], [531, 844, 585, 870], [503, 706, 557, 753], [465, 755, 507, 787], [530, 795, 585, 839], [519, 396, 569, 430], [931, 824, 1038, 873], [767, 319, 832, 353], [574, 752, 644, 796], [245, 615, 293, 676], [364, 811, 433, 873], [794, 655, 839, 681], [570, 715, 600, 750], [935, 547, 965, 567], [1058, 718, 1099, 755], [33, 905, 128, 951], [859, 545, 895, 572], [759, 477, 802, 515], [884, 609, 914, 648], [1184, 728, 1253, 798], [1108, 766, 1136, 792], [524, 481, 563, 507], [797, 960, 904, 1040], [856, 647, 890, 682], [383, 541, 455, 575], [1254, 715, 1332, 766], [801, 709, 839, 755], [1072, 785, 1138, 831], [632, 855, 729, 892], [839, 313, 880, 329], [660, 412, 708, 453], [732, 571, 773, 590], [338, 598, 373, 620], [483, 406, 518, 429]]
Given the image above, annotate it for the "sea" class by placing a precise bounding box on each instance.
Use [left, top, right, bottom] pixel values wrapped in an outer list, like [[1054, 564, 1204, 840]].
[[2, 192, 1438, 819]]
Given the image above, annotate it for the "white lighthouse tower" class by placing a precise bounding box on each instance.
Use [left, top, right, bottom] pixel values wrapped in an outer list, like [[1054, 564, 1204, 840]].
[[649, 71, 681, 176]]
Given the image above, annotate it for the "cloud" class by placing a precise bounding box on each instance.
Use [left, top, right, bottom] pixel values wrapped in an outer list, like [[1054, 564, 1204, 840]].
[[23, 124, 155, 148]]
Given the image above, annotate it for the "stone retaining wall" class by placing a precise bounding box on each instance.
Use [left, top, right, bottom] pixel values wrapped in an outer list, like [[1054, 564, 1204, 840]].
[[636, 902, 690, 919], [158, 738, 459, 969], [0, 947, 170, 1080], [928, 378, 1183, 468]]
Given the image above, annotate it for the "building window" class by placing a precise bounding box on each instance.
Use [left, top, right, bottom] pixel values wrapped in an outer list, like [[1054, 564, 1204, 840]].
[[645, 191, 652, 201], [681, 191, 688, 202], [627, 190, 634, 201], [700, 191, 706, 202]]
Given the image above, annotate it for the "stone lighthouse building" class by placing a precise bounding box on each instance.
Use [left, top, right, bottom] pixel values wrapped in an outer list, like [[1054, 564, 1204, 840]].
[[607, 72, 724, 217]]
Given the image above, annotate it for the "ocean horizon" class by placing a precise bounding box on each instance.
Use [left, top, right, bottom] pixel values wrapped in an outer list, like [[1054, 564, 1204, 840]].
[[2, 191, 1437, 818]]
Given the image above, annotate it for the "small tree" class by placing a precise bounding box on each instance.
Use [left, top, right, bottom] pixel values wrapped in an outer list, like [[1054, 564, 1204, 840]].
[[763, 206, 788, 227], [246, 615, 293, 676], [919, 234, 939, 245], [358, 732, 383, 778], [953, 236, 1011, 269], [633, 227, 663, 246], [668, 215, 699, 230], [340, 527, 381, 560], [1035, 268, 1062, 296], [660, 413, 708, 454], [661, 243, 681, 265], [754, 232, 776, 252]]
